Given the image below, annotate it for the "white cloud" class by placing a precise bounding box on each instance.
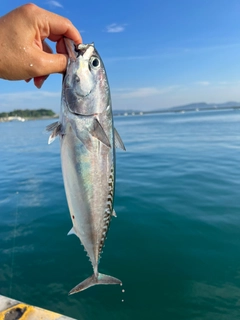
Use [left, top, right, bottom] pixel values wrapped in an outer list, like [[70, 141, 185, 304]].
[[110, 81, 240, 111], [2, 81, 240, 114], [196, 81, 210, 86], [0, 91, 61, 113], [105, 54, 159, 62], [47, 1, 63, 8], [106, 23, 126, 33], [112, 86, 179, 99], [218, 81, 228, 85]]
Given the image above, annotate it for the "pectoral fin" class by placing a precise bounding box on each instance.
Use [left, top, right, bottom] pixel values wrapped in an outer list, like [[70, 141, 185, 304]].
[[46, 122, 62, 144], [72, 118, 111, 151], [73, 124, 94, 152], [114, 128, 126, 151], [46, 121, 59, 132], [88, 118, 111, 148]]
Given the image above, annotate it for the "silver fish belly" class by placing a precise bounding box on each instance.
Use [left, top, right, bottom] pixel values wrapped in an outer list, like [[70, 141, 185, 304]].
[[47, 39, 125, 294]]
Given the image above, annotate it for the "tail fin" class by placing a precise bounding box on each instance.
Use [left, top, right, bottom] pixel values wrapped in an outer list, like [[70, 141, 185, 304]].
[[69, 273, 122, 295]]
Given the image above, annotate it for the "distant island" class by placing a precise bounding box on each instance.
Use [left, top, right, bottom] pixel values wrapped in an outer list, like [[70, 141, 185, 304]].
[[1, 101, 240, 122], [167, 101, 240, 113], [0, 109, 58, 122], [113, 101, 240, 116]]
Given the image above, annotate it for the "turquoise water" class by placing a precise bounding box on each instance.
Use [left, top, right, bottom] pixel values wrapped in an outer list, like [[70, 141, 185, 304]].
[[1, 110, 240, 319]]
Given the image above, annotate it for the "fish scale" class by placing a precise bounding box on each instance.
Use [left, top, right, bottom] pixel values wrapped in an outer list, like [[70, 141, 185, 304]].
[[47, 39, 126, 294]]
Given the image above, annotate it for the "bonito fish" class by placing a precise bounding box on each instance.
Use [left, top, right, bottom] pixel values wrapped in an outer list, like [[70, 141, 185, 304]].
[[47, 39, 125, 294]]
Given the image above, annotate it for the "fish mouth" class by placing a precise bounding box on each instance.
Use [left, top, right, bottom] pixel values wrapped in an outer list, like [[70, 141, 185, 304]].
[[64, 86, 92, 98], [76, 90, 92, 98], [63, 38, 95, 62], [76, 43, 94, 58]]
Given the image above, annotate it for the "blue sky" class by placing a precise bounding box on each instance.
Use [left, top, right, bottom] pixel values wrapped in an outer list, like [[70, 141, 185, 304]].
[[1, 0, 240, 112]]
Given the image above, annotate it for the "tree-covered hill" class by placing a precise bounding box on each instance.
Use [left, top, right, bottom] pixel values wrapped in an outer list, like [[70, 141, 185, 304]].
[[0, 109, 56, 118]]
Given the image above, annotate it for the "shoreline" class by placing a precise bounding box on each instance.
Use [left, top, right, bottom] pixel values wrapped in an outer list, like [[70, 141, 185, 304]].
[[0, 115, 59, 123], [1, 106, 240, 123]]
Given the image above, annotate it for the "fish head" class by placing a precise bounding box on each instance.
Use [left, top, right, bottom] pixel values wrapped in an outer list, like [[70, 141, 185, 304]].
[[63, 40, 109, 116]]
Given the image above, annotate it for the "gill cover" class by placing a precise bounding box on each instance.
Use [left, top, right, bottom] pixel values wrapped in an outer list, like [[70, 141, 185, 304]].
[[63, 39, 109, 116]]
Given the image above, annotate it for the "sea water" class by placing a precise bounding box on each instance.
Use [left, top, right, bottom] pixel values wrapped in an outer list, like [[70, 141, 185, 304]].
[[1, 109, 240, 319]]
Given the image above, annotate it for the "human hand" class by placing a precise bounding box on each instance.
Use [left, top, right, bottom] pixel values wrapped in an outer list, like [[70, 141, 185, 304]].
[[0, 3, 82, 88]]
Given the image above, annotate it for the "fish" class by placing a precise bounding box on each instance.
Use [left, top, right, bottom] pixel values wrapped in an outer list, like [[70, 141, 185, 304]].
[[47, 38, 125, 294]]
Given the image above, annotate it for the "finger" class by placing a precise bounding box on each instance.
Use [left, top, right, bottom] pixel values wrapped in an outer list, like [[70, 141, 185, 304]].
[[41, 10, 82, 45], [33, 41, 52, 88], [34, 75, 49, 89], [56, 37, 68, 54], [48, 20, 82, 45], [30, 49, 68, 76], [42, 40, 53, 54]]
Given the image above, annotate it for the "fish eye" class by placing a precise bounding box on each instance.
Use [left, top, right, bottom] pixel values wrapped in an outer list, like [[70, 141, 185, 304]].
[[90, 57, 100, 69]]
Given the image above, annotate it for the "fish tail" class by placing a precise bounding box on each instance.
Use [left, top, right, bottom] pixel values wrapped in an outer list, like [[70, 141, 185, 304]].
[[68, 273, 122, 295]]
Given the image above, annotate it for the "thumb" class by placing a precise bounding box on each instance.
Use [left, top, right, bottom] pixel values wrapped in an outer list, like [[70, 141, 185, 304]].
[[41, 51, 69, 74], [30, 50, 69, 76]]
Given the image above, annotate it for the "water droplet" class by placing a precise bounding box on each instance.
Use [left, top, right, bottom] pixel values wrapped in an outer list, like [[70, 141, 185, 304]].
[[122, 289, 125, 293], [120, 283, 123, 286], [29, 64, 33, 67], [122, 299, 124, 302]]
